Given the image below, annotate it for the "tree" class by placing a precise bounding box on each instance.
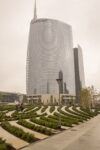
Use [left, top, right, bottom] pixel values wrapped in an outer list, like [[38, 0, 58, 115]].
[[61, 96, 64, 105], [22, 97, 27, 104], [38, 96, 41, 105], [80, 88, 91, 109], [0, 93, 3, 103], [50, 95, 53, 105], [88, 85, 96, 108]]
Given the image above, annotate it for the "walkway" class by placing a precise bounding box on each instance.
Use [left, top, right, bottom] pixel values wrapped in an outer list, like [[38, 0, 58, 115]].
[[0, 126, 28, 149], [20, 115, 100, 150]]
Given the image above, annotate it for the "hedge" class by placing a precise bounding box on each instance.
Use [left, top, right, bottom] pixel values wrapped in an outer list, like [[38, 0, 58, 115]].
[[41, 106, 48, 113], [0, 138, 15, 150], [1, 122, 38, 143], [49, 106, 55, 113], [30, 118, 59, 129], [40, 116, 73, 127], [17, 119, 53, 135], [65, 107, 87, 121]]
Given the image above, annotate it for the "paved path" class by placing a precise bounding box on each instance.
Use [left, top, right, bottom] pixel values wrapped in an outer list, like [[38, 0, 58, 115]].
[[0, 126, 28, 149], [45, 106, 51, 116], [36, 107, 43, 115], [20, 115, 100, 150], [6, 110, 15, 116], [52, 106, 59, 115]]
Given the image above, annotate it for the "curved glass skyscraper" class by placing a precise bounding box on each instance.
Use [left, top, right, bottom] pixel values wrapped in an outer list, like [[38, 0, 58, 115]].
[[26, 18, 75, 95]]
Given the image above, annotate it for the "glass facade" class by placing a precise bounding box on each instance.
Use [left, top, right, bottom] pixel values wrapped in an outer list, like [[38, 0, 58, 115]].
[[74, 45, 85, 99], [27, 19, 75, 95]]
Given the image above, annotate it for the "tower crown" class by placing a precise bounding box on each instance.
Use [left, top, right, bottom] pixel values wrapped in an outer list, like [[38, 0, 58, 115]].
[[34, 0, 37, 21], [31, 0, 37, 24]]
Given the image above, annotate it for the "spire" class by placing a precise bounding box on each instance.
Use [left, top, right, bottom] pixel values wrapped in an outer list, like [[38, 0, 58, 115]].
[[34, 0, 37, 21]]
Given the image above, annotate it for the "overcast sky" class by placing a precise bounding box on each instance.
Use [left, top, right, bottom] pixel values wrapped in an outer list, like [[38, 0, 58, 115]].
[[0, 0, 100, 94]]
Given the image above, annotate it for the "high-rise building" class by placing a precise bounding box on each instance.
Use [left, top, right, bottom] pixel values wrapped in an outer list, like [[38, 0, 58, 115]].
[[74, 45, 85, 102], [26, 1, 75, 95]]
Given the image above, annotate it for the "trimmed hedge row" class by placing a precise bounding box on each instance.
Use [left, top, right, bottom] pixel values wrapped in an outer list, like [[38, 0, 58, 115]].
[[40, 116, 72, 127], [17, 119, 53, 135], [24, 106, 35, 112], [30, 118, 59, 129], [49, 106, 55, 113], [0, 138, 15, 150], [1, 122, 38, 143], [41, 106, 48, 113], [0, 106, 15, 112], [72, 107, 93, 118], [59, 109, 84, 122], [65, 107, 88, 121], [0, 112, 11, 122], [11, 111, 37, 120], [72, 107, 91, 119], [80, 107, 98, 116], [10, 106, 42, 120], [53, 112, 79, 125]]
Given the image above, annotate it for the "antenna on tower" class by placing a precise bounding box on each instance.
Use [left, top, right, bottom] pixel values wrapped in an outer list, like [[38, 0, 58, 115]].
[[34, 0, 37, 21]]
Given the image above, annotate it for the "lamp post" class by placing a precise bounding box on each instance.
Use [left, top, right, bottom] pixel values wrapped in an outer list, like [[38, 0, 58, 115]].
[[56, 78, 62, 129]]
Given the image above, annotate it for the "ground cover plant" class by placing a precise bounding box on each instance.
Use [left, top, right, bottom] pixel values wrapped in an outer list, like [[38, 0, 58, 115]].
[[24, 106, 36, 112], [30, 118, 59, 129], [0, 138, 15, 150], [65, 107, 88, 121], [17, 119, 53, 135], [0, 105, 16, 112], [49, 106, 55, 113], [41, 106, 48, 113], [40, 116, 73, 127], [52, 113, 79, 125], [71, 107, 91, 119], [59, 109, 84, 122], [1, 122, 38, 143], [80, 107, 98, 116], [72, 106, 93, 118], [0, 112, 11, 122]]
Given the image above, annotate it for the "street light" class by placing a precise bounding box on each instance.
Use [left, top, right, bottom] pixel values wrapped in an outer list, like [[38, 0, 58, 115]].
[[56, 78, 62, 129]]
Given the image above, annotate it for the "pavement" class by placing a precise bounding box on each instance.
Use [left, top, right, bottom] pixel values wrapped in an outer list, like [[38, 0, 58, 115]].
[[20, 115, 100, 150], [0, 126, 28, 149]]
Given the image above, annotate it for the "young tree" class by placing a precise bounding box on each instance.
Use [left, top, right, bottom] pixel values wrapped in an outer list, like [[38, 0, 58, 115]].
[[88, 85, 96, 107], [80, 88, 91, 109], [0, 93, 3, 103], [22, 97, 27, 104], [50, 95, 53, 105]]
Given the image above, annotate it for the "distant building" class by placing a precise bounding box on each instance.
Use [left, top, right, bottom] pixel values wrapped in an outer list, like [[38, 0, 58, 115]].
[[27, 94, 76, 106], [74, 45, 85, 103], [0, 91, 25, 103]]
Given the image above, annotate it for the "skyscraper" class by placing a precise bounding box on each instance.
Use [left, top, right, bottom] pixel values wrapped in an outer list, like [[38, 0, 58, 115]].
[[74, 45, 85, 102], [26, 0, 75, 95]]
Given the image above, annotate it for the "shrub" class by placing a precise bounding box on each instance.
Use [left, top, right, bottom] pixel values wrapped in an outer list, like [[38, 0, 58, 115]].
[[40, 116, 73, 127], [65, 107, 87, 121], [30, 118, 59, 129], [1, 122, 37, 143], [41, 106, 48, 113], [49, 106, 55, 113], [17, 119, 53, 135], [0, 138, 15, 150], [72, 106, 91, 118]]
